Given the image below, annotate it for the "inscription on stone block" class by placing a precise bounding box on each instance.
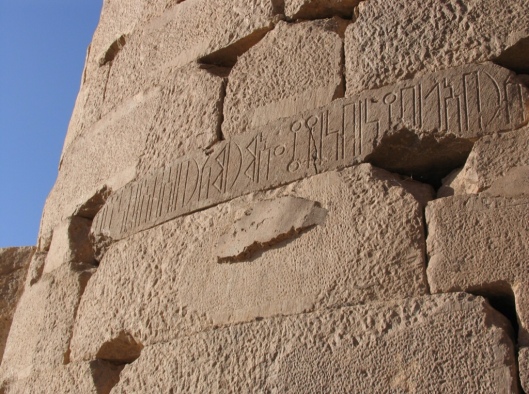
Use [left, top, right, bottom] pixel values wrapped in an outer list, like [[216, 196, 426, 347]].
[[92, 63, 528, 241]]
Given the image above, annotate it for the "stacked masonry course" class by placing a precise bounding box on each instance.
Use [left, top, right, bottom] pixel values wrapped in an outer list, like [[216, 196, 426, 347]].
[[1, 0, 529, 393]]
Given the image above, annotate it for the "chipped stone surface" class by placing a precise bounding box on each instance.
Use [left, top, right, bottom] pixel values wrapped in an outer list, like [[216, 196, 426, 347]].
[[216, 196, 327, 261], [450, 128, 529, 196], [0, 265, 94, 382], [514, 282, 529, 347], [0, 248, 34, 363], [284, 0, 360, 19], [520, 347, 529, 393], [426, 195, 529, 294], [111, 294, 518, 393], [44, 217, 94, 274], [40, 63, 225, 250], [71, 164, 431, 362], [2, 361, 122, 394], [345, 0, 529, 95], [222, 19, 346, 138], [93, 63, 527, 242]]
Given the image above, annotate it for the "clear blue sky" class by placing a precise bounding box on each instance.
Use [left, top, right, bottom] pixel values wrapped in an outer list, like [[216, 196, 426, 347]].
[[0, 1, 102, 247]]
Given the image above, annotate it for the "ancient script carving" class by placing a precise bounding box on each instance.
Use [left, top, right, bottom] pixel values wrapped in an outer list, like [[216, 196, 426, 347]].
[[92, 63, 528, 240]]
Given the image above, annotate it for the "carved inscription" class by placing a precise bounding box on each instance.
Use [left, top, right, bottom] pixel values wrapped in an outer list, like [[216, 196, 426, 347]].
[[93, 63, 528, 240]]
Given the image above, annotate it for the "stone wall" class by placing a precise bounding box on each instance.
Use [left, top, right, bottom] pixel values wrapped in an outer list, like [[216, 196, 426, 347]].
[[1, 0, 529, 392]]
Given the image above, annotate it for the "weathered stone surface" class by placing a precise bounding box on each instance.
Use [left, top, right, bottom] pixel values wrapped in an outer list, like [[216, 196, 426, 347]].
[[0, 265, 94, 382], [284, 0, 360, 19], [112, 293, 518, 393], [217, 196, 328, 261], [449, 128, 529, 196], [71, 164, 431, 362], [345, 0, 529, 95], [2, 361, 122, 394], [520, 347, 529, 393], [222, 19, 346, 138], [40, 63, 225, 250], [427, 195, 529, 294], [0, 248, 34, 363], [43, 217, 94, 274], [93, 63, 528, 242], [514, 282, 529, 347]]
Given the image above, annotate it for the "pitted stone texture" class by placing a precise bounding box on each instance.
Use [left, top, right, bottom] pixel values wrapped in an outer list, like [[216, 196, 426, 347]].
[[223, 19, 346, 138], [449, 128, 529, 196], [71, 164, 431, 362], [345, 0, 529, 95], [112, 294, 518, 393], [44, 217, 94, 274], [217, 196, 328, 261], [520, 348, 529, 393], [0, 265, 94, 382], [3, 361, 122, 394], [41, 64, 225, 250], [93, 63, 528, 242], [427, 195, 529, 295], [514, 282, 529, 347], [285, 0, 361, 19], [0, 247, 34, 363]]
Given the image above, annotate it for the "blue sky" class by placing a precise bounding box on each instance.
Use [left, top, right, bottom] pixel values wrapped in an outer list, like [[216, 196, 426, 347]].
[[0, 1, 102, 247]]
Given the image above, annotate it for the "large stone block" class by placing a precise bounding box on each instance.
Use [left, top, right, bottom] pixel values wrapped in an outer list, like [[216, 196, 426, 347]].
[[345, 0, 529, 95], [445, 127, 529, 196], [2, 361, 122, 394], [222, 19, 346, 138], [93, 63, 528, 242], [520, 347, 529, 393], [0, 247, 34, 363], [40, 64, 225, 250], [514, 282, 529, 347], [284, 0, 360, 19], [71, 164, 431, 362], [427, 195, 529, 294], [0, 265, 94, 382], [112, 294, 518, 393]]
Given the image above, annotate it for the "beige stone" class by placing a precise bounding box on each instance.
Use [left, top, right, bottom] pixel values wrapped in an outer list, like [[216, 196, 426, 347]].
[[284, 0, 360, 19], [43, 217, 94, 274], [0, 248, 34, 363], [40, 63, 225, 251], [520, 347, 529, 393], [345, 0, 529, 95], [93, 63, 528, 242], [0, 265, 94, 382], [217, 196, 327, 261], [2, 361, 122, 394], [514, 282, 529, 347], [426, 195, 529, 294], [222, 19, 346, 138], [112, 293, 518, 393], [436, 167, 464, 198], [449, 128, 529, 195], [71, 164, 431, 362]]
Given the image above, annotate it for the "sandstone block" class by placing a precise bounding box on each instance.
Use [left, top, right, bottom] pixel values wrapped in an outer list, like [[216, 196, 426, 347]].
[[44, 217, 94, 274], [2, 361, 122, 394], [0, 248, 34, 363], [345, 0, 529, 95], [514, 282, 529, 347], [448, 128, 529, 196], [40, 64, 225, 250], [93, 63, 527, 242], [426, 195, 529, 294], [284, 0, 360, 20], [0, 265, 94, 382], [71, 164, 431, 362], [222, 19, 346, 138], [112, 294, 518, 393], [520, 347, 529, 393]]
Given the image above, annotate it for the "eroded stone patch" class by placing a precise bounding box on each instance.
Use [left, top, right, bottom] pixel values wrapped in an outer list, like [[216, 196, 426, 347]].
[[111, 294, 518, 393], [216, 196, 327, 261]]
